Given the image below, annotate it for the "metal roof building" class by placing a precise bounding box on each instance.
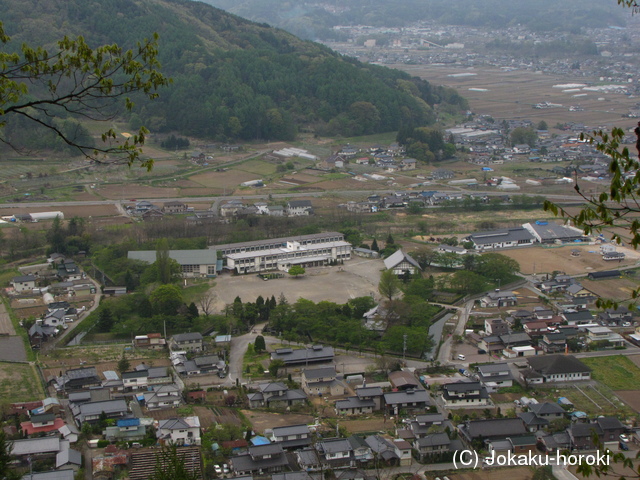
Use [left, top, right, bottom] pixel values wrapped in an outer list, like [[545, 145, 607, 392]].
[[127, 249, 218, 277]]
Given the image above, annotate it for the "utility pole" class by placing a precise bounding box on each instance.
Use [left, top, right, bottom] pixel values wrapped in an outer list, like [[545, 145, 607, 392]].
[[403, 334, 407, 362]]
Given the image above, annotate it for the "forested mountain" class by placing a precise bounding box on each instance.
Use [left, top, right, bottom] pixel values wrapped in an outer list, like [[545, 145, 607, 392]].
[[200, 0, 626, 41], [2, 0, 467, 143]]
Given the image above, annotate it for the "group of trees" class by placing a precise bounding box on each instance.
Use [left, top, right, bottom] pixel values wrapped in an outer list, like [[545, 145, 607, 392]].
[[396, 126, 458, 163], [410, 249, 520, 295], [264, 282, 440, 357], [46, 216, 91, 256]]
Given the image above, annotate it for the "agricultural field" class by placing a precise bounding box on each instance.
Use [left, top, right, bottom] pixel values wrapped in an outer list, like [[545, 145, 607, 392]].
[[396, 64, 639, 130], [240, 410, 314, 434], [0, 362, 44, 404], [581, 276, 640, 302], [581, 355, 640, 391], [535, 384, 633, 418], [40, 345, 172, 379]]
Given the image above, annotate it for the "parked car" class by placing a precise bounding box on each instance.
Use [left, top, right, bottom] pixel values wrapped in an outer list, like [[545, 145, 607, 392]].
[[477, 349, 487, 354], [620, 441, 629, 451], [620, 434, 630, 443], [214, 465, 223, 475]]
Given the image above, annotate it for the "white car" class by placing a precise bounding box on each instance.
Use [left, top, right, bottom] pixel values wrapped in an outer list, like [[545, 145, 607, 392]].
[[620, 434, 630, 443], [214, 465, 223, 475], [223, 464, 230, 474]]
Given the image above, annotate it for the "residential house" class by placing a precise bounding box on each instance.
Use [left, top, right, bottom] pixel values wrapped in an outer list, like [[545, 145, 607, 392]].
[[586, 326, 625, 347], [104, 418, 147, 443], [170, 332, 203, 352], [476, 363, 514, 391], [317, 438, 354, 469], [55, 367, 101, 392], [500, 332, 532, 349], [539, 332, 567, 353], [458, 418, 528, 444], [569, 417, 625, 450], [400, 158, 417, 170], [364, 436, 399, 466], [414, 433, 451, 461], [528, 402, 566, 420], [157, 417, 201, 446], [163, 201, 188, 213], [388, 371, 420, 391], [355, 387, 384, 411], [566, 284, 594, 299], [441, 381, 490, 407], [383, 389, 430, 415], [517, 412, 550, 432], [323, 154, 346, 169], [348, 435, 374, 466], [143, 384, 183, 409], [11, 274, 37, 293], [247, 382, 307, 409], [485, 318, 509, 336], [521, 355, 591, 384], [383, 250, 421, 276], [71, 399, 129, 426], [287, 200, 313, 216], [230, 444, 289, 475], [269, 424, 312, 450], [335, 397, 376, 416], [392, 439, 412, 466], [133, 333, 166, 350], [480, 290, 517, 308], [563, 311, 594, 326], [301, 367, 344, 396], [20, 413, 65, 436], [409, 413, 446, 439]]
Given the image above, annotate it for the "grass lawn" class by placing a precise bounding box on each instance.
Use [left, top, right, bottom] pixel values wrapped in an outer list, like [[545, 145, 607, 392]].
[[581, 355, 640, 390], [0, 362, 44, 403], [242, 347, 270, 380]]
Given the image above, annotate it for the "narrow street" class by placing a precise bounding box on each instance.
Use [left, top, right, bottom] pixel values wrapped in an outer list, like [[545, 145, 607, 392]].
[[437, 300, 473, 365]]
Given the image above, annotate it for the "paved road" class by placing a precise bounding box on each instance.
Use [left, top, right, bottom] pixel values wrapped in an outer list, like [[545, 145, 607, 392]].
[[0, 190, 585, 210], [437, 300, 473, 365], [226, 324, 270, 386]]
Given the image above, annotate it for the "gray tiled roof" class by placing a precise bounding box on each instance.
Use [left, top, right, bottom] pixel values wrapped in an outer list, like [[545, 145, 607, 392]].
[[384, 389, 430, 405]]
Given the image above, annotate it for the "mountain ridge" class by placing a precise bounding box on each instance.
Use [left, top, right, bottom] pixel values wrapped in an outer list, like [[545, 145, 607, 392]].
[[1, 0, 467, 144]]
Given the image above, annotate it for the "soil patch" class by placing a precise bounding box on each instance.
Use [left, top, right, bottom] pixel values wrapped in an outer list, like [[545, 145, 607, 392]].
[[240, 410, 314, 434], [615, 390, 640, 413], [498, 244, 640, 276]]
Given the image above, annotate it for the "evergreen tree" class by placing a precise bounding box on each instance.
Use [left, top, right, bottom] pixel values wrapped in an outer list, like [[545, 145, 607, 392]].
[[117, 354, 130, 374], [96, 306, 114, 333], [124, 270, 136, 292], [0, 431, 19, 480], [156, 238, 172, 284], [371, 238, 379, 252], [386, 233, 395, 245], [187, 302, 199, 319], [254, 335, 266, 353]]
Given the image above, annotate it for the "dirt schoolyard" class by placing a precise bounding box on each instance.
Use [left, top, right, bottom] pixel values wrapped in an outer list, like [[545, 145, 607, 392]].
[[211, 258, 384, 309], [499, 244, 640, 276]]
